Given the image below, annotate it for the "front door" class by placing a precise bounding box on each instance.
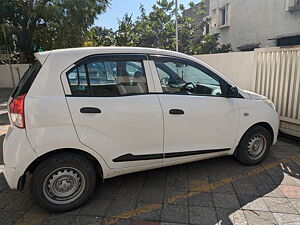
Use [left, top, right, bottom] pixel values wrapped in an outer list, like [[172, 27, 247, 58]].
[[151, 56, 239, 161], [65, 54, 163, 168]]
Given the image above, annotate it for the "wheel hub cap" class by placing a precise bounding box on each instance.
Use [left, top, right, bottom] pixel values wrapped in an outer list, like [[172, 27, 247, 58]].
[[43, 167, 86, 205], [247, 134, 267, 160]]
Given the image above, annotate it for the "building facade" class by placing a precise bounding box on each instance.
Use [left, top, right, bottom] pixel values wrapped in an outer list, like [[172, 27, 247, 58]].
[[208, 0, 300, 51]]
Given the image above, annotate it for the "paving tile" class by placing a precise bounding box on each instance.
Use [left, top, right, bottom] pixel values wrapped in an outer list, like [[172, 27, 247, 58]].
[[121, 173, 145, 189], [263, 197, 298, 214], [279, 185, 300, 198], [160, 223, 188, 225], [275, 140, 296, 147], [165, 177, 187, 191], [271, 146, 299, 158], [189, 206, 218, 225], [115, 187, 141, 202], [143, 169, 167, 189], [232, 181, 260, 196], [143, 177, 166, 190], [0, 178, 8, 193], [101, 177, 123, 189], [256, 184, 285, 198], [273, 213, 300, 225], [133, 203, 162, 221], [244, 210, 278, 225], [161, 204, 188, 224], [249, 172, 275, 185], [79, 198, 111, 216], [106, 200, 136, 218], [216, 208, 247, 225], [208, 167, 229, 181], [3, 195, 34, 212], [167, 165, 187, 177], [279, 174, 300, 187], [0, 210, 29, 225], [188, 180, 210, 192], [265, 166, 284, 177], [28, 203, 49, 213], [187, 163, 209, 181], [213, 193, 241, 209], [188, 192, 214, 207], [211, 182, 235, 194], [75, 215, 103, 225], [138, 188, 164, 204], [14, 211, 49, 225], [102, 218, 131, 225], [0, 193, 14, 210], [224, 160, 247, 177], [131, 219, 160, 225], [42, 214, 76, 225], [95, 186, 120, 200], [231, 176, 253, 185], [163, 189, 188, 205], [238, 194, 269, 211], [289, 198, 300, 214]]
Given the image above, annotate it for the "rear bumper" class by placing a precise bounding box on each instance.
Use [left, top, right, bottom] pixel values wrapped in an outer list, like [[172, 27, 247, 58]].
[[3, 125, 37, 189]]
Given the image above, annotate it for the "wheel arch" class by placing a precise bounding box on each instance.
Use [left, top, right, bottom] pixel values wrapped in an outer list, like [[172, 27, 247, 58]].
[[18, 148, 104, 191], [249, 122, 274, 144], [234, 121, 275, 156]]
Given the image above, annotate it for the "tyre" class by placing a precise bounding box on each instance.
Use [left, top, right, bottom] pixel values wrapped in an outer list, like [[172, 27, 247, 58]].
[[31, 153, 96, 212], [235, 125, 272, 165]]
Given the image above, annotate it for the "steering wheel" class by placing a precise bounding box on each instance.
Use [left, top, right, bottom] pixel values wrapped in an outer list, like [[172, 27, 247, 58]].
[[180, 82, 195, 93]]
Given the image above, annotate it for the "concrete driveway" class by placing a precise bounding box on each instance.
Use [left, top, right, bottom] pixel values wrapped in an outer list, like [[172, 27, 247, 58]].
[[0, 89, 300, 225]]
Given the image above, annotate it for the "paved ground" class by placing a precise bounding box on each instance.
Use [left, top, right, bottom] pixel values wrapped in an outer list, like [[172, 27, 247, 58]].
[[0, 89, 300, 225]]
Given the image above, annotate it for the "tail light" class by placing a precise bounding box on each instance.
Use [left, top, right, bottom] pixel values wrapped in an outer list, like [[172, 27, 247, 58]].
[[9, 94, 26, 128]]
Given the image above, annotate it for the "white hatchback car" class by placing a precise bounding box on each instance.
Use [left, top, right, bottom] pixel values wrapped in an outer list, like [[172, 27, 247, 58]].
[[3, 47, 278, 212]]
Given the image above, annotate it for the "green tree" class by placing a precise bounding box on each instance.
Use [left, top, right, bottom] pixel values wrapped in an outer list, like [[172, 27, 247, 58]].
[[134, 0, 176, 49], [114, 13, 137, 46], [87, 0, 231, 54], [1, 0, 110, 62], [85, 26, 115, 46]]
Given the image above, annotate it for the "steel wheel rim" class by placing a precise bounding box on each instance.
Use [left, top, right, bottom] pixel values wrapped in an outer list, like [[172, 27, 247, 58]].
[[247, 134, 267, 160], [42, 167, 86, 205]]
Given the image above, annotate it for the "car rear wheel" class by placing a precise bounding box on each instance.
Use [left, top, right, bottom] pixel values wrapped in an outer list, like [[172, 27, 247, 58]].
[[235, 125, 272, 165], [31, 153, 96, 212]]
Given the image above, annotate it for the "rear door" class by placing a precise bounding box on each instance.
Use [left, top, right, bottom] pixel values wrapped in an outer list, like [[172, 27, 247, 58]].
[[64, 54, 163, 169]]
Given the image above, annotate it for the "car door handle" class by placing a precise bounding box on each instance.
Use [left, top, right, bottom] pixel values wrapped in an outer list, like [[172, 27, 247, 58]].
[[80, 107, 101, 113], [169, 109, 184, 115]]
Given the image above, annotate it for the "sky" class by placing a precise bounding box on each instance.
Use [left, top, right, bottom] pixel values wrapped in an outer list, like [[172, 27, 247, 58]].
[[94, 0, 193, 30]]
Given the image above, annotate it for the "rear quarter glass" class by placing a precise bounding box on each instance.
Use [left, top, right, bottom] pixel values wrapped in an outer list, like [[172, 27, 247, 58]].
[[11, 61, 42, 97]]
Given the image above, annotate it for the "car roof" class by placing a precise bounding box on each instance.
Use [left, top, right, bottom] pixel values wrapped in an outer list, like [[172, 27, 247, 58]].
[[34, 46, 195, 64]]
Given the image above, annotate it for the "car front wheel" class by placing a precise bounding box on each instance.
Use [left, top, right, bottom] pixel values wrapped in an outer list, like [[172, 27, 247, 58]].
[[31, 153, 96, 212], [236, 125, 272, 165]]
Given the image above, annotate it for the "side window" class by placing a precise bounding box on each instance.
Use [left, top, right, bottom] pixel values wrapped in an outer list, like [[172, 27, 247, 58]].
[[67, 65, 89, 96], [154, 60, 223, 96], [87, 61, 118, 96], [66, 60, 148, 96]]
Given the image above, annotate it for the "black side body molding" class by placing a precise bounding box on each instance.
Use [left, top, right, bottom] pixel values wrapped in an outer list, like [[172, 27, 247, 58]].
[[112, 148, 230, 162]]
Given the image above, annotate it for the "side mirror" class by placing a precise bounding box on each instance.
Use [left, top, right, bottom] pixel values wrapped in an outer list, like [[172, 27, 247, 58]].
[[228, 85, 239, 98]]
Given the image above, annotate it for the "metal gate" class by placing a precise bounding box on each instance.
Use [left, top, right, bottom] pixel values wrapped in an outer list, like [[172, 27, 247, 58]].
[[252, 47, 300, 137]]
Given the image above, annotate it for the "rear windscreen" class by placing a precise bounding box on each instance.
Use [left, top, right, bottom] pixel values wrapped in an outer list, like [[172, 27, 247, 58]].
[[11, 61, 42, 97]]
